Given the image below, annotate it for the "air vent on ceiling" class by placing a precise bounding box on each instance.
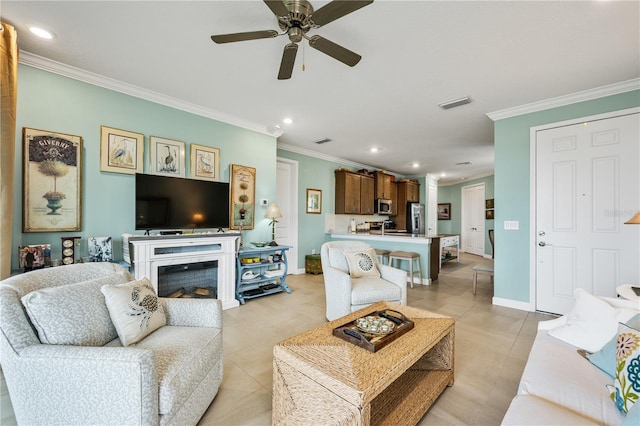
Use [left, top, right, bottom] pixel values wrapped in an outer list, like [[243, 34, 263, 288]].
[[439, 96, 472, 110], [456, 161, 472, 166], [313, 137, 332, 144]]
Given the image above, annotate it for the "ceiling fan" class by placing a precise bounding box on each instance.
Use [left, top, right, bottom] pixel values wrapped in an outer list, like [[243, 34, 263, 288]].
[[211, 0, 373, 80]]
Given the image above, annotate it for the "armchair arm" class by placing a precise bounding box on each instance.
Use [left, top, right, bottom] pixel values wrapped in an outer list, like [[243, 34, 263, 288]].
[[379, 264, 408, 305], [161, 297, 222, 328], [322, 265, 354, 321], [10, 344, 158, 425]]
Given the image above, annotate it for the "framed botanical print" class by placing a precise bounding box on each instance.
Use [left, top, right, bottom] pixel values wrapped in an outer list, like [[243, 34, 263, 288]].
[[230, 164, 256, 230], [23, 127, 82, 232], [306, 188, 322, 214], [100, 125, 144, 174], [190, 144, 220, 181], [150, 136, 185, 177]]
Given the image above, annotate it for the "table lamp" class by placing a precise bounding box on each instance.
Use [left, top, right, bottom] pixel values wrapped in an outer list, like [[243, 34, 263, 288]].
[[625, 210, 640, 224], [265, 203, 282, 246]]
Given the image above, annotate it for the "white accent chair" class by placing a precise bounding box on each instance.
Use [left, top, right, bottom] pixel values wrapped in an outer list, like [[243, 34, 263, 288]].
[[320, 241, 408, 321], [0, 262, 223, 425]]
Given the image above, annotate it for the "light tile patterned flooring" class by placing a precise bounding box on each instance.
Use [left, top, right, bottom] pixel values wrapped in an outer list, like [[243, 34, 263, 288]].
[[0, 252, 554, 425]]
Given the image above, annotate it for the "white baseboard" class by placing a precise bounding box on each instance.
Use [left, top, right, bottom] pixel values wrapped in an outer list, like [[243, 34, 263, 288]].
[[492, 297, 534, 312]]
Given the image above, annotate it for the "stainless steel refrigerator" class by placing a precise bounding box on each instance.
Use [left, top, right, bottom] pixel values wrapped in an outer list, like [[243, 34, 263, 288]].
[[407, 202, 425, 234]]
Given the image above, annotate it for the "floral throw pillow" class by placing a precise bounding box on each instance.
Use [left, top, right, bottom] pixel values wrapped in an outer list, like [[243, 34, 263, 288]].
[[101, 278, 166, 346], [344, 248, 380, 278], [607, 322, 640, 414]]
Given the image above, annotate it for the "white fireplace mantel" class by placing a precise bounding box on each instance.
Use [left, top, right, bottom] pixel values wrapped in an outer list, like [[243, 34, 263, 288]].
[[127, 233, 240, 310]]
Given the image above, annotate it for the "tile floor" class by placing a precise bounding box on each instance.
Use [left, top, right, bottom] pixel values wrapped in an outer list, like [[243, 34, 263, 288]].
[[0, 252, 554, 425]]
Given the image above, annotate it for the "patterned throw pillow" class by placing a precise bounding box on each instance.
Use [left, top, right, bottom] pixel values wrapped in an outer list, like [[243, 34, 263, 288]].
[[607, 322, 640, 414], [101, 278, 166, 346], [344, 248, 380, 278]]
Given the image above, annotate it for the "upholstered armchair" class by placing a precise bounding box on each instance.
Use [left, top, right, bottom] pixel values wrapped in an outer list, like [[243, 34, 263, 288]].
[[0, 262, 223, 425], [320, 241, 407, 321]]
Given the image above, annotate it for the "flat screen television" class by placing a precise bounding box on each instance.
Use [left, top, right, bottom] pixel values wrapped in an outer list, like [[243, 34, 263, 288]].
[[135, 174, 230, 232]]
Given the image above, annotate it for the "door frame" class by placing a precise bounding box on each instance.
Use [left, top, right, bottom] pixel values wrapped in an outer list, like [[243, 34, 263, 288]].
[[276, 157, 300, 274], [461, 182, 485, 255], [528, 107, 640, 312]]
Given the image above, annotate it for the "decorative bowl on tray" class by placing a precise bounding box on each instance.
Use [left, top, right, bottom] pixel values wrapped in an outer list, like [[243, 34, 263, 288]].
[[355, 315, 396, 335], [252, 241, 268, 247]]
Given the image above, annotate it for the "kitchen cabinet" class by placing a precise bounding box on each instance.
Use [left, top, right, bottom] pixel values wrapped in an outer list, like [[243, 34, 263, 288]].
[[394, 180, 420, 230], [390, 182, 397, 216], [236, 246, 291, 304], [335, 170, 375, 215], [374, 171, 393, 199]]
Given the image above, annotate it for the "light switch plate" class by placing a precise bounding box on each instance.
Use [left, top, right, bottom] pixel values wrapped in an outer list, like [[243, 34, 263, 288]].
[[260, 199, 268, 206], [504, 221, 519, 230]]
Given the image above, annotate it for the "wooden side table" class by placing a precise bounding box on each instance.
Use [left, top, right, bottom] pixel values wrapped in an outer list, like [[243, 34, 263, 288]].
[[305, 254, 322, 274]]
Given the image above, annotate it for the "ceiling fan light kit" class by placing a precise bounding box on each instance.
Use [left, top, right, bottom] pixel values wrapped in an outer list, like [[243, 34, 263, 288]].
[[211, 0, 373, 80]]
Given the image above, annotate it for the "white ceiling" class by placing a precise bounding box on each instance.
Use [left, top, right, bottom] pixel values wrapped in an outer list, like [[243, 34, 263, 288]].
[[3, 1, 639, 184]]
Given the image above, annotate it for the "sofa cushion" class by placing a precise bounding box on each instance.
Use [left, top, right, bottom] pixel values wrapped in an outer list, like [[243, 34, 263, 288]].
[[344, 248, 380, 278], [132, 325, 222, 415], [518, 331, 625, 425], [20, 271, 129, 345], [548, 288, 638, 352], [101, 278, 166, 346], [351, 277, 401, 306], [608, 321, 640, 414], [327, 247, 350, 273], [502, 394, 597, 425]]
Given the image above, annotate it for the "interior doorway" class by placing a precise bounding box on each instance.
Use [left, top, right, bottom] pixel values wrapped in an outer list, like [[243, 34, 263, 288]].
[[276, 157, 299, 273], [461, 183, 486, 256]]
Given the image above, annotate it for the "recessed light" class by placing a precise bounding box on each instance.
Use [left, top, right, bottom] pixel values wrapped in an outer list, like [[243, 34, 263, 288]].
[[411, 163, 419, 168], [29, 26, 55, 39], [283, 117, 293, 125], [440, 173, 446, 177], [370, 147, 378, 153]]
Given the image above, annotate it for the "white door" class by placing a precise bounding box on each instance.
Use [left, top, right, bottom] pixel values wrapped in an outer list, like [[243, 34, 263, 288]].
[[535, 112, 640, 315], [276, 158, 299, 274], [461, 183, 485, 255], [427, 183, 438, 235]]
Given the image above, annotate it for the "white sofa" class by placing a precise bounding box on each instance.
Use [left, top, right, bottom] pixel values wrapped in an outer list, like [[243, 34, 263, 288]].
[[0, 262, 223, 425], [502, 290, 640, 425]]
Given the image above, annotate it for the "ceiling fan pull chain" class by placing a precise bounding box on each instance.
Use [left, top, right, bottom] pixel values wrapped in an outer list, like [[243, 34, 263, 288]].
[[302, 41, 306, 71]]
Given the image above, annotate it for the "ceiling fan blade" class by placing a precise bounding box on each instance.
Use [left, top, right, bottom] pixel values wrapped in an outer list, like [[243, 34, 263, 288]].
[[211, 30, 278, 44], [278, 43, 298, 80], [310, 0, 373, 27], [263, 0, 290, 17], [308, 35, 361, 67]]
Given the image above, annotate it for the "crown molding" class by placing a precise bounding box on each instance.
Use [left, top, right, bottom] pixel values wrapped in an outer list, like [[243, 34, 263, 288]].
[[487, 78, 640, 121], [18, 50, 284, 138]]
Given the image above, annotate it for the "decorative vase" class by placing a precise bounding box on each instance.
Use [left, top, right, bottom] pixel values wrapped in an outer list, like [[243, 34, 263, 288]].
[[43, 193, 65, 215]]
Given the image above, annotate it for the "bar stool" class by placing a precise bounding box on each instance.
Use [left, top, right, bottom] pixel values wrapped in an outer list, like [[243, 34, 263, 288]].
[[472, 264, 494, 295], [388, 251, 422, 287], [374, 248, 390, 265]]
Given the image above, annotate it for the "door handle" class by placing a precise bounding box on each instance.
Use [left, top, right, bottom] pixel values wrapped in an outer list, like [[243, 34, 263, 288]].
[[538, 241, 552, 247]]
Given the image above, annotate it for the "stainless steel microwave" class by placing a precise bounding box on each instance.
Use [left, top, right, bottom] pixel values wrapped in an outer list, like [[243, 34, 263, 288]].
[[375, 199, 392, 214]]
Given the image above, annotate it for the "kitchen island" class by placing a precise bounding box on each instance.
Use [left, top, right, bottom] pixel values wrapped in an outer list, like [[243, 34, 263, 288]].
[[327, 232, 434, 285]]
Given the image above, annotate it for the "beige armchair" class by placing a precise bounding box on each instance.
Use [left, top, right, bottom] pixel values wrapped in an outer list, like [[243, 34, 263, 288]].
[[320, 241, 407, 321], [0, 262, 223, 425]]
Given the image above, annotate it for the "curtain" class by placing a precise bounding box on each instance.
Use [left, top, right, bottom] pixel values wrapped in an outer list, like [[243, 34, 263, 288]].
[[1, 22, 18, 279]]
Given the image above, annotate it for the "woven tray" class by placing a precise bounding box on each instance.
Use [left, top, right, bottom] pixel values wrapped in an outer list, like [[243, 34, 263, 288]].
[[332, 309, 414, 352]]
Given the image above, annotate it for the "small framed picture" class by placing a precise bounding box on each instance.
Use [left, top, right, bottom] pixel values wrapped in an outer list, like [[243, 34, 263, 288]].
[[88, 237, 113, 262], [191, 144, 220, 181], [485, 199, 494, 209], [485, 209, 495, 220], [100, 125, 144, 174], [437, 203, 451, 220], [307, 188, 322, 214], [306, 188, 322, 214], [150, 136, 185, 177], [19, 244, 51, 271]]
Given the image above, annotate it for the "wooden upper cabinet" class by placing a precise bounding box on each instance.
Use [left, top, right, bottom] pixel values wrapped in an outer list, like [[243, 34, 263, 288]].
[[335, 170, 375, 215], [406, 181, 419, 202], [360, 175, 374, 214], [374, 171, 393, 199], [390, 182, 397, 216]]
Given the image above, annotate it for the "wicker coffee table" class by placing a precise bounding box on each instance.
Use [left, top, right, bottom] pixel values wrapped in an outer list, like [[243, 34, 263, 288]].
[[273, 302, 454, 425]]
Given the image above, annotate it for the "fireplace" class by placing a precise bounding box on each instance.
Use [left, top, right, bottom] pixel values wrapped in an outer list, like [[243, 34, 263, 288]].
[[127, 234, 240, 310], [158, 260, 218, 298]]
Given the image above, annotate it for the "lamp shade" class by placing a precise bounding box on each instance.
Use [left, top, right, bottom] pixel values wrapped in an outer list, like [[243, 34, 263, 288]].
[[265, 203, 282, 220], [625, 210, 640, 224]]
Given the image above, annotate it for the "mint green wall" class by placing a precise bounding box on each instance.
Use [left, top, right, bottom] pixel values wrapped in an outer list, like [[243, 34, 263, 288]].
[[12, 65, 278, 268], [436, 175, 495, 257], [494, 90, 640, 304], [276, 150, 344, 268]]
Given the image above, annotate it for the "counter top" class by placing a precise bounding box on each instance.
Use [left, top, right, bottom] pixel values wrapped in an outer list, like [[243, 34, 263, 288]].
[[330, 232, 432, 244]]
